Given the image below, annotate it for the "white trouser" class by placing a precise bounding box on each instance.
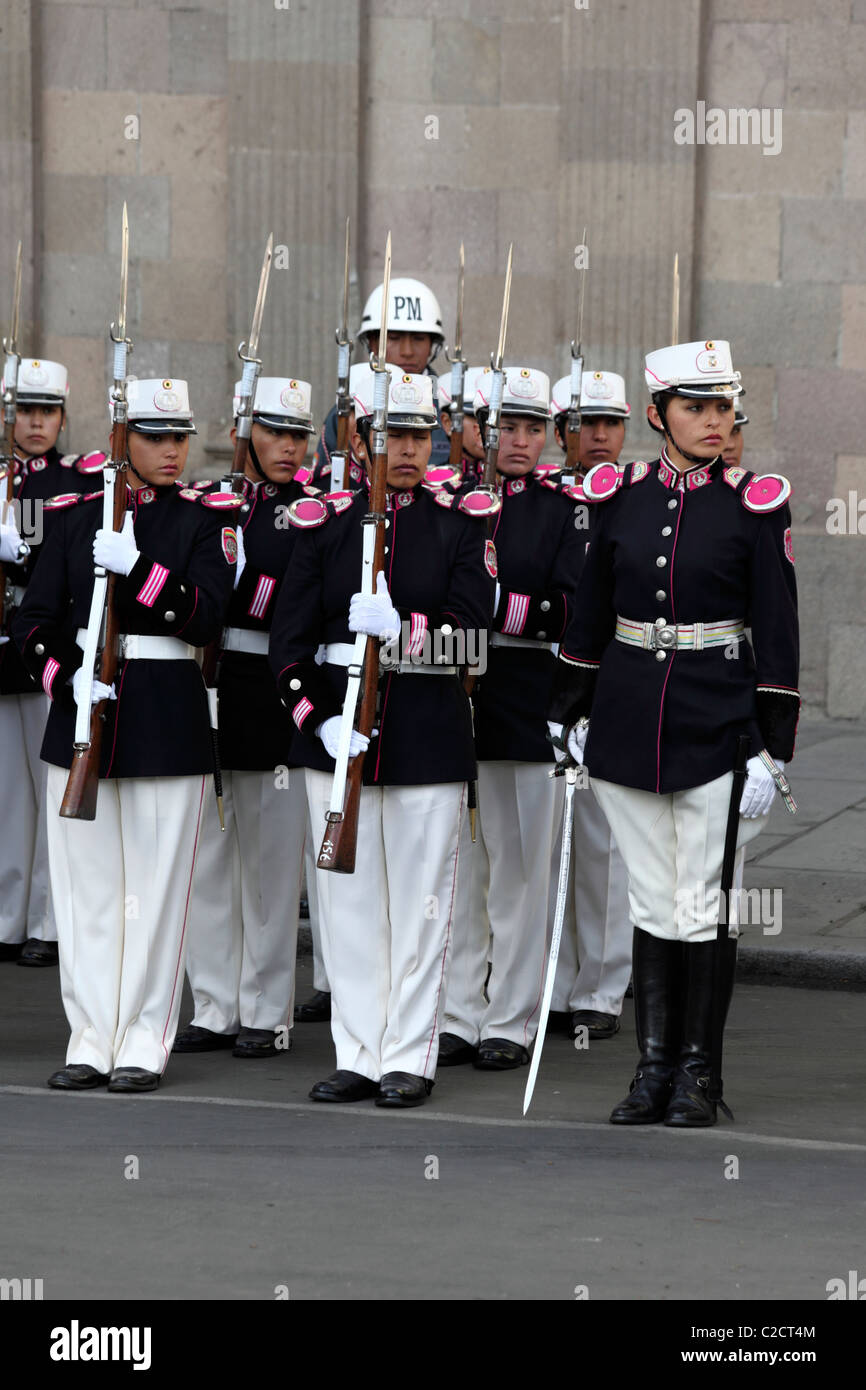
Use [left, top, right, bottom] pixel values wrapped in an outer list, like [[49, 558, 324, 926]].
[[46, 766, 206, 1074], [304, 805, 329, 992], [548, 776, 632, 1016], [186, 769, 306, 1033], [305, 770, 465, 1081], [443, 761, 558, 1047], [0, 693, 56, 942], [591, 773, 768, 944]]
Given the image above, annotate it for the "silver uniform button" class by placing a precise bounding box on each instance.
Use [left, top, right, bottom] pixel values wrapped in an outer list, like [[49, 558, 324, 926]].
[[656, 590, 666, 601], [441, 624, 453, 636], [656, 556, 667, 567], [289, 678, 301, 691], [655, 650, 667, 661], [662, 525, 672, 536], [540, 600, 550, 613], [655, 617, 666, 628], [536, 631, 546, 640], [35, 643, 45, 656], [241, 504, 250, 513], [668, 498, 678, 510], [164, 610, 175, 622]]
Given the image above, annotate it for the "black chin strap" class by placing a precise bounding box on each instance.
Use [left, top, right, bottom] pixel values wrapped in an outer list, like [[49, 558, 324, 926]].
[[247, 436, 266, 481]]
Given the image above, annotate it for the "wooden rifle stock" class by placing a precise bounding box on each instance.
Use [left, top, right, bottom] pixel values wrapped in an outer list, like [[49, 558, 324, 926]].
[[60, 419, 128, 820], [448, 417, 464, 471]]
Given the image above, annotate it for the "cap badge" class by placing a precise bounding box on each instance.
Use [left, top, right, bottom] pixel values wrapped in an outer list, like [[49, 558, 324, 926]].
[[392, 380, 422, 405], [22, 362, 49, 385], [696, 348, 722, 374], [585, 378, 613, 400], [510, 374, 539, 399], [279, 386, 304, 409], [154, 388, 180, 412]]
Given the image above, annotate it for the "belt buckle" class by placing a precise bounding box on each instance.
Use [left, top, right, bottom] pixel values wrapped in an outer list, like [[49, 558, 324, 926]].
[[651, 623, 678, 651]]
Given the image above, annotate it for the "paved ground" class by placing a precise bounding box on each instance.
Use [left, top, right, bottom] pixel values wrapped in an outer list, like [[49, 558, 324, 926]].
[[2, 954, 864, 1303]]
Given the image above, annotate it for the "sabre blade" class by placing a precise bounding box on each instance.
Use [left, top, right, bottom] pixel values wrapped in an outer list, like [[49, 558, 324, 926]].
[[377, 231, 392, 369], [573, 225, 587, 358], [118, 205, 129, 342], [248, 233, 274, 358], [455, 240, 464, 358], [671, 252, 680, 347], [523, 765, 578, 1116], [340, 216, 351, 344], [9, 240, 22, 351]]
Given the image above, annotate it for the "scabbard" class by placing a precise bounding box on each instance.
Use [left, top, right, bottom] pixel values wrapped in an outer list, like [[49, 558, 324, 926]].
[[708, 733, 750, 1111]]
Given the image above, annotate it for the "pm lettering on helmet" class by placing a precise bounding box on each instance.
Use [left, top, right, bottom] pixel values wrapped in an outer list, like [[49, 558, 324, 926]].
[[394, 296, 422, 322]]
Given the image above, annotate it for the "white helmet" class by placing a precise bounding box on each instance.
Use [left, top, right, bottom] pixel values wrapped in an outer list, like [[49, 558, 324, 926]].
[[358, 278, 444, 360], [644, 340, 743, 399]]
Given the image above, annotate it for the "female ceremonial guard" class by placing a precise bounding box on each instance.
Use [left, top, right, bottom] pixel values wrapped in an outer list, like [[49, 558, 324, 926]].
[[440, 367, 583, 1070], [436, 366, 488, 486], [13, 379, 237, 1093], [0, 358, 105, 965], [548, 340, 799, 1126], [175, 377, 317, 1059], [269, 365, 495, 1108]]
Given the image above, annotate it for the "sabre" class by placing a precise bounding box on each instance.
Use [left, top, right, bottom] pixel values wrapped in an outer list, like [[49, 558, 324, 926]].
[[707, 733, 750, 1121], [318, 232, 392, 873], [671, 252, 680, 347], [0, 240, 24, 632], [61, 204, 132, 820], [523, 758, 580, 1115], [444, 242, 466, 472], [330, 216, 353, 494], [565, 226, 587, 478]]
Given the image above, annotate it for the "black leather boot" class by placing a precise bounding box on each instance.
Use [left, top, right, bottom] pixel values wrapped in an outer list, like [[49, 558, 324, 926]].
[[664, 937, 737, 1128], [610, 928, 684, 1125]]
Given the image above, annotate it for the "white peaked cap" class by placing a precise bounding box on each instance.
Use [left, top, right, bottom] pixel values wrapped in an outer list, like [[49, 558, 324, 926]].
[[437, 365, 487, 414], [359, 277, 444, 344], [474, 366, 551, 419], [8, 358, 69, 405], [125, 378, 196, 433], [233, 376, 314, 432], [644, 340, 743, 398], [551, 370, 630, 419], [351, 364, 437, 428]]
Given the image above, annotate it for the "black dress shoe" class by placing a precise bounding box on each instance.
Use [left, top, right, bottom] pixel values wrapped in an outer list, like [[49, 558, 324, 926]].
[[172, 1023, 238, 1053], [609, 1067, 673, 1124], [375, 1072, 433, 1108], [309, 1070, 379, 1103], [17, 938, 59, 967], [232, 1026, 291, 1058], [293, 989, 331, 1023], [0, 942, 21, 962], [572, 1009, 621, 1040], [547, 1010, 574, 1036], [108, 1068, 160, 1093], [436, 1031, 478, 1067], [47, 1065, 109, 1091], [474, 1038, 530, 1070]]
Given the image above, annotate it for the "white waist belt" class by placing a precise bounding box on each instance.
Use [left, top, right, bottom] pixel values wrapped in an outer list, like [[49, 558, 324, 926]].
[[490, 632, 555, 653], [223, 627, 269, 656], [614, 617, 745, 653], [76, 628, 196, 661], [323, 641, 457, 676]]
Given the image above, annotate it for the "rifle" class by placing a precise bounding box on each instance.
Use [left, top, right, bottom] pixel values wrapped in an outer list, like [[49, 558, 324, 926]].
[[318, 233, 392, 874], [330, 217, 353, 494], [201, 233, 274, 830], [671, 251, 680, 347], [60, 206, 131, 821], [0, 241, 24, 633], [445, 242, 466, 472], [564, 226, 586, 480]]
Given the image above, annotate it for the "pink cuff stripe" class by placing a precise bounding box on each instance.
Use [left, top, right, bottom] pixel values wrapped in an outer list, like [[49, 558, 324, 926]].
[[406, 611, 428, 656], [292, 696, 314, 730], [502, 592, 530, 636], [248, 574, 276, 620], [137, 562, 170, 608], [42, 657, 60, 699]]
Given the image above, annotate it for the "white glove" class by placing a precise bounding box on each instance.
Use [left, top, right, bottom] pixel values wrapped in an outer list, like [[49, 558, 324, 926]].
[[233, 526, 246, 590], [316, 715, 376, 761], [0, 517, 25, 564], [547, 720, 567, 764], [349, 572, 400, 642], [740, 754, 784, 819], [567, 721, 589, 765], [72, 669, 117, 709], [93, 511, 139, 576]]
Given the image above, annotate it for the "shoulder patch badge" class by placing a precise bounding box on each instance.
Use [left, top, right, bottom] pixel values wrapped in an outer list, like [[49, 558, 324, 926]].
[[722, 465, 748, 490], [742, 473, 791, 513], [178, 487, 201, 502], [582, 462, 624, 502], [222, 527, 238, 564], [629, 461, 651, 485], [783, 527, 795, 564], [484, 539, 498, 579]]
